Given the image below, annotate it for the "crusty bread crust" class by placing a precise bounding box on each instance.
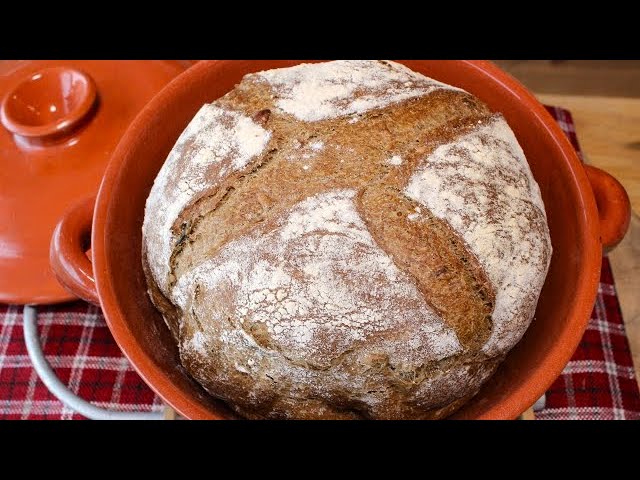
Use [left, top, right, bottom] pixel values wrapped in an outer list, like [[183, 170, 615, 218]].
[[142, 61, 551, 419]]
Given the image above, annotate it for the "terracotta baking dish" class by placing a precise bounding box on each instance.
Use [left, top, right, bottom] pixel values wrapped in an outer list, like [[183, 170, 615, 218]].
[[50, 60, 631, 419]]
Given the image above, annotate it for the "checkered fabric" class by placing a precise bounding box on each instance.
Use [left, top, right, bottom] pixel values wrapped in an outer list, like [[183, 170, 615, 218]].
[[0, 302, 163, 419], [0, 106, 638, 420], [536, 255, 640, 419]]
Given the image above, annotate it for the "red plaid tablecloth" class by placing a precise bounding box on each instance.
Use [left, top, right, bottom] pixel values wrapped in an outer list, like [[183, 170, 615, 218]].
[[0, 106, 638, 420]]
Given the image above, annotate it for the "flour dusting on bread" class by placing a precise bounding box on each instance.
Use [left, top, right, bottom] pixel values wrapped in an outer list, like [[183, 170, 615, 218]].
[[254, 60, 461, 122], [405, 115, 551, 355], [174, 189, 462, 368], [143, 105, 271, 295]]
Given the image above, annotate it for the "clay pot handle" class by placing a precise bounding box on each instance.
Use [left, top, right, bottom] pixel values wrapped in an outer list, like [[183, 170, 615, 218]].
[[584, 165, 631, 251], [50, 197, 99, 305]]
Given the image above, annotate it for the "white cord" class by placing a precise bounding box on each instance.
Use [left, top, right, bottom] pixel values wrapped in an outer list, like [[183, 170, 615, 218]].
[[533, 394, 546, 412], [23, 304, 164, 420]]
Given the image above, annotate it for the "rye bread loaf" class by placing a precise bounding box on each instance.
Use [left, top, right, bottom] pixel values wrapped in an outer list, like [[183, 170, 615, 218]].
[[142, 60, 552, 419]]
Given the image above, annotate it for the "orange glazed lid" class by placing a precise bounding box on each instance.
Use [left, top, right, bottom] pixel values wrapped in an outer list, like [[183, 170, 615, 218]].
[[0, 60, 189, 305]]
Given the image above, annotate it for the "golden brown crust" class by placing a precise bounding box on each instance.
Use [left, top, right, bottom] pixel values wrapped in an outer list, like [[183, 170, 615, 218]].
[[357, 184, 494, 351], [169, 88, 489, 287], [142, 61, 551, 420]]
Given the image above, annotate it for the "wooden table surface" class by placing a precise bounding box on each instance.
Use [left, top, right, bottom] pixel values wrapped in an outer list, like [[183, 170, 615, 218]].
[[537, 94, 640, 385]]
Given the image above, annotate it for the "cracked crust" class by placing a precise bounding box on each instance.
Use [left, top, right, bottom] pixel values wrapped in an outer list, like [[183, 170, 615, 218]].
[[142, 61, 552, 419]]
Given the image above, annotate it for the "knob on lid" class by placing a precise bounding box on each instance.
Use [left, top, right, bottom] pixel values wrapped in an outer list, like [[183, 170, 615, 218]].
[[1, 67, 97, 142]]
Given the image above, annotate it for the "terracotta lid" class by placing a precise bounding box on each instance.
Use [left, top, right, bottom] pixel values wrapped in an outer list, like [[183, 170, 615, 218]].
[[0, 60, 189, 305]]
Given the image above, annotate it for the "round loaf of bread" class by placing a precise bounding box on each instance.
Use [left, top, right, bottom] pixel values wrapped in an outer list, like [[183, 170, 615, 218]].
[[142, 60, 552, 419]]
